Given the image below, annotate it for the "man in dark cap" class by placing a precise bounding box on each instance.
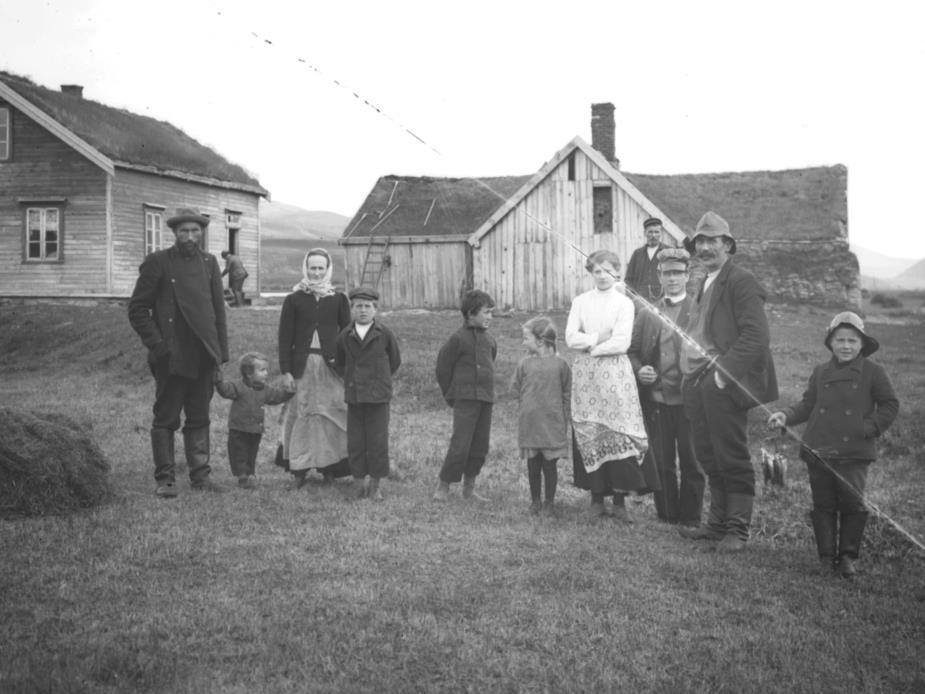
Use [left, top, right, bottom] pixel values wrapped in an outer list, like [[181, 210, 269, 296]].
[[129, 207, 229, 497], [628, 248, 704, 527], [677, 211, 777, 552], [625, 217, 669, 303]]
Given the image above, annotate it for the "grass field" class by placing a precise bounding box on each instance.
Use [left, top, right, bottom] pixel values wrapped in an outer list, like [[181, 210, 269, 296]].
[[1, 299, 924, 693], [259, 239, 345, 293]]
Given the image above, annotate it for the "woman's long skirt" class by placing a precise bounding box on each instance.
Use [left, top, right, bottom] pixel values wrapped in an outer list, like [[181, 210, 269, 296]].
[[280, 354, 350, 476], [570, 353, 658, 495]]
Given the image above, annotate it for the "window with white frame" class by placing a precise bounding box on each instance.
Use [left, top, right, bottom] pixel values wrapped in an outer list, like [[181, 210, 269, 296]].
[[144, 207, 164, 256], [0, 107, 10, 161], [25, 206, 62, 262]]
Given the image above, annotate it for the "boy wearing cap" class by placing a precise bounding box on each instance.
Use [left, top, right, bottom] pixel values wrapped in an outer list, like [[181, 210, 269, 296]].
[[334, 286, 402, 500], [768, 312, 898, 577], [628, 248, 705, 526]]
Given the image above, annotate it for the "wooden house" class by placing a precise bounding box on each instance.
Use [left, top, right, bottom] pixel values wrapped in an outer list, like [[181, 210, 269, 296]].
[[0, 72, 269, 299], [342, 102, 856, 311]]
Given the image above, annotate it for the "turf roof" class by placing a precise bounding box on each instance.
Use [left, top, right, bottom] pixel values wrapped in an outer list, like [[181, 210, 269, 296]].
[[0, 71, 266, 193], [345, 159, 847, 244], [625, 166, 848, 241], [343, 175, 533, 239]]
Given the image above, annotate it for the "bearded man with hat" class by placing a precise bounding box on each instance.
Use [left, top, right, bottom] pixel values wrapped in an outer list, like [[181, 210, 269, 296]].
[[677, 211, 778, 552], [129, 207, 229, 497], [625, 217, 670, 304]]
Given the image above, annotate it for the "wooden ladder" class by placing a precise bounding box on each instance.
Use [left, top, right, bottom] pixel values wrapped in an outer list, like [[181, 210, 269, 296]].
[[359, 236, 391, 288]]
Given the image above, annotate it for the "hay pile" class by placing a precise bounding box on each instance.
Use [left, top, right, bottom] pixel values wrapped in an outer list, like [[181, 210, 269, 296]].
[[0, 408, 112, 518]]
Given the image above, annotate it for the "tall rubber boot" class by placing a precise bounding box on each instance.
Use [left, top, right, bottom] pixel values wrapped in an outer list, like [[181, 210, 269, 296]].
[[810, 509, 837, 574], [838, 511, 868, 578], [183, 426, 212, 486], [715, 493, 753, 553], [151, 428, 177, 497], [679, 481, 725, 540]]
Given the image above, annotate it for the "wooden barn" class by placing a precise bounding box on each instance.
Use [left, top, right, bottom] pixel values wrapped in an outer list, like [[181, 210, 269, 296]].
[[0, 71, 269, 299], [342, 104, 686, 311], [342, 101, 856, 311]]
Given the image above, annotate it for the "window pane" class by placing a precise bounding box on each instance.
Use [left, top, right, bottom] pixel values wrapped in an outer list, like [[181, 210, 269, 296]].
[[0, 108, 8, 159], [46, 229, 58, 244], [46, 243, 58, 260], [29, 228, 41, 242], [28, 209, 41, 230], [28, 242, 41, 258], [45, 209, 59, 230]]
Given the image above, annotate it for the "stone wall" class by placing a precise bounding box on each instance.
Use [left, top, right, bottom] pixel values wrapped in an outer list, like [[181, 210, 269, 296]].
[[734, 240, 860, 309], [687, 240, 861, 309]]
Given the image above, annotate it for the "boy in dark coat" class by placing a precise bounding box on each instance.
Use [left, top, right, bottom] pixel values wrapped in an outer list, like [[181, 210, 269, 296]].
[[768, 312, 898, 577], [334, 287, 401, 500], [433, 289, 497, 502]]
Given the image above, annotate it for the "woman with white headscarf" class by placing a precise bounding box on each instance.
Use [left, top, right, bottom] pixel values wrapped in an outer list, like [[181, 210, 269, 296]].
[[277, 248, 352, 487]]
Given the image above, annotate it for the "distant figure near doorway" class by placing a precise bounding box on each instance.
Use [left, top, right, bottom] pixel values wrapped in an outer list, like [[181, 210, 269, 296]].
[[221, 250, 249, 307]]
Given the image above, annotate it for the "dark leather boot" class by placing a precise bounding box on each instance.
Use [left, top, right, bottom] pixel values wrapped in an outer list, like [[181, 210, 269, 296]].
[[679, 482, 725, 540], [838, 511, 868, 578], [715, 493, 753, 553], [183, 426, 212, 486], [810, 509, 837, 574], [151, 428, 177, 497]]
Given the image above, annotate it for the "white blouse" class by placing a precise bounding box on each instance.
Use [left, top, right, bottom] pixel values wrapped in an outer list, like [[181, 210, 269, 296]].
[[565, 286, 635, 357]]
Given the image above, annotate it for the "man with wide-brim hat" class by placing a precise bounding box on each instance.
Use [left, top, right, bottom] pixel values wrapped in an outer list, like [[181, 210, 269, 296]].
[[677, 211, 778, 553], [625, 216, 670, 303], [129, 207, 229, 497]]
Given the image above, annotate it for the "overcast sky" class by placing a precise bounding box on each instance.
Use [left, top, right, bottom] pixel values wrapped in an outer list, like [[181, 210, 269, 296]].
[[2, 0, 924, 257]]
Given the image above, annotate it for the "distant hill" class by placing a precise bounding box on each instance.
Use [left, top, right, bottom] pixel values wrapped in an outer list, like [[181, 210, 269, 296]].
[[260, 200, 348, 241], [890, 258, 925, 289], [851, 245, 918, 280]]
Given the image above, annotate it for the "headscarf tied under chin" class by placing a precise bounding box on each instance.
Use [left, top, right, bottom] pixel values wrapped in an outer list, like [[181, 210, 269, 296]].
[[292, 248, 336, 298]]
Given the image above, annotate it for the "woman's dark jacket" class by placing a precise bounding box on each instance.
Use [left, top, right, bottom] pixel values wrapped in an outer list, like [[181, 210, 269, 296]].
[[278, 291, 351, 379]]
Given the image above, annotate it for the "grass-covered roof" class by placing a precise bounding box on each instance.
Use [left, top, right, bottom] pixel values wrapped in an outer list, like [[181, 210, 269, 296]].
[[344, 159, 847, 244], [625, 165, 848, 241], [0, 71, 266, 193], [343, 175, 532, 239]]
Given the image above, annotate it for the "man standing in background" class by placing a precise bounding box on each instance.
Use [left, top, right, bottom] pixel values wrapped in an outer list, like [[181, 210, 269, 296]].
[[221, 249, 248, 307], [625, 217, 669, 304]]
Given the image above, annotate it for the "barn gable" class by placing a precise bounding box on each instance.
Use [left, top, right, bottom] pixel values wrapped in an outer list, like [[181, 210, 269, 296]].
[[468, 137, 686, 311], [468, 137, 686, 248]]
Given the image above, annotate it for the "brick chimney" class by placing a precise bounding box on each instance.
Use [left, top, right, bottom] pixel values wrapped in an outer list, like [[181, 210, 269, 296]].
[[60, 84, 84, 98], [590, 102, 619, 169]]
